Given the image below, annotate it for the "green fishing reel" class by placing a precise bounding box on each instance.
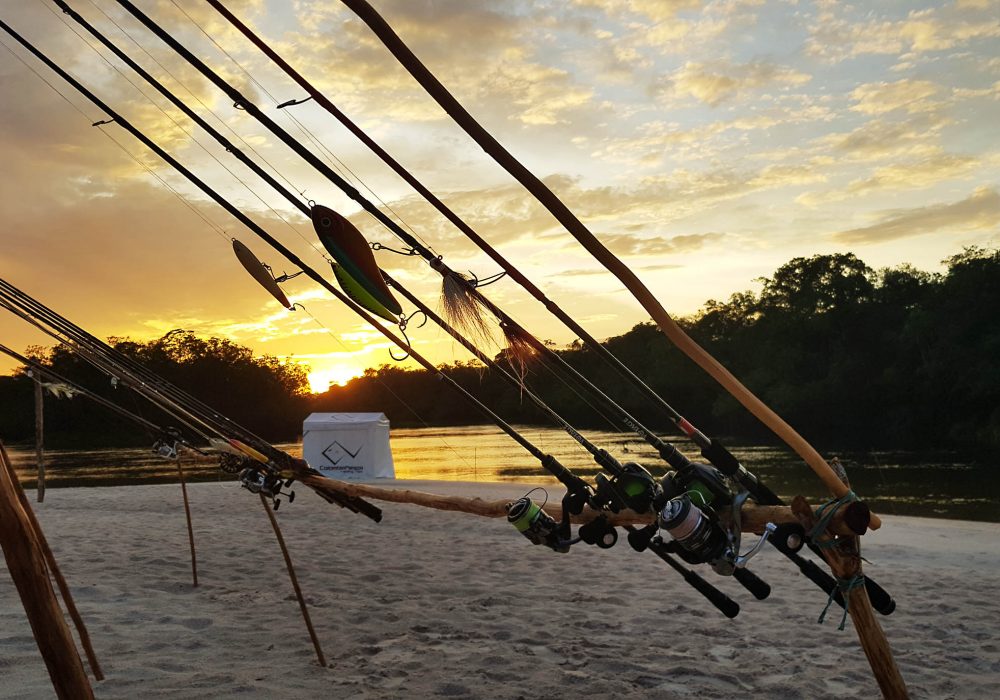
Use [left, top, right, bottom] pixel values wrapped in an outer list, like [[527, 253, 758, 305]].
[[593, 462, 660, 514], [506, 496, 573, 553]]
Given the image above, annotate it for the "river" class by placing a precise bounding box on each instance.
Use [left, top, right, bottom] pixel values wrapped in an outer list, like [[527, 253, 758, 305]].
[[5, 425, 997, 522]]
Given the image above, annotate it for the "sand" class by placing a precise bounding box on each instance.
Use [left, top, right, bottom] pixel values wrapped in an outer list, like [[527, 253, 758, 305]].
[[2, 479, 999, 699]]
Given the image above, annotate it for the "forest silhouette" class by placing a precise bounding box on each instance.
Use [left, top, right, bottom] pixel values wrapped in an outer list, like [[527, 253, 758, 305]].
[[1, 248, 997, 454]]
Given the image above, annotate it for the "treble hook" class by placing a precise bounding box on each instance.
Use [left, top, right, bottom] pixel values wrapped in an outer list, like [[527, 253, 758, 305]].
[[277, 95, 314, 109], [398, 309, 428, 331], [389, 320, 415, 362]]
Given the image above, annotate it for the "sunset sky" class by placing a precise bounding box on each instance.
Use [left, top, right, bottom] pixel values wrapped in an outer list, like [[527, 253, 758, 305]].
[[1, 0, 998, 393]]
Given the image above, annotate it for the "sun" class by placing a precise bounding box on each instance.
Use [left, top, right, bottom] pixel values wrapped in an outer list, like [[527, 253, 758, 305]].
[[306, 366, 361, 394]]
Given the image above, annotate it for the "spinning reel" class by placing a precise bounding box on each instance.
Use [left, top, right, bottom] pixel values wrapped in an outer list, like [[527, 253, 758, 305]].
[[151, 428, 185, 461], [239, 466, 296, 510], [654, 464, 774, 576]]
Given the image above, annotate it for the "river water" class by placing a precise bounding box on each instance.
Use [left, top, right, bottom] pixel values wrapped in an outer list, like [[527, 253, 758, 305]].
[[6, 425, 997, 522]]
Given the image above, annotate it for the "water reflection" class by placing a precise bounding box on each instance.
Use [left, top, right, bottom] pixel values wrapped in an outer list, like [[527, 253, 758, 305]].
[[7, 425, 997, 522]]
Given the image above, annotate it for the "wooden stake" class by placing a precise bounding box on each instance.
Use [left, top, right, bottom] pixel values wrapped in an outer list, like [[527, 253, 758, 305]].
[[0, 440, 94, 699], [176, 458, 198, 587], [792, 496, 908, 698], [259, 495, 326, 667], [33, 376, 45, 502], [1, 442, 104, 681]]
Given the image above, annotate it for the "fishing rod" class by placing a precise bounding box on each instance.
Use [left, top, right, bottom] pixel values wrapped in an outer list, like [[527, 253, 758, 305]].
[[295, 0, 898, 611], [0, 341, 203, 457], [47, 1, 894, 612], [51, 0, 705, 476], [0, 278, 378, 517], [332, 0, 880, 527], [0, 279, 256, 449], [204, 0, 753, 460], [0, 18, 755, 616], [105, 0, 715, 473], [0, 16, 586, 508]]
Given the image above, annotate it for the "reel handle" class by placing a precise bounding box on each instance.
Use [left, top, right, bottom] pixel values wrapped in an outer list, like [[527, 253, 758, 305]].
[[733, 567, 771, 600]]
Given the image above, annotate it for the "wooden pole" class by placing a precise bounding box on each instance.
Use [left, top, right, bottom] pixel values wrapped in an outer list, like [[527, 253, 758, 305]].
[[176, 458, 198, 587], [33, 376, 45, 502], [259, 495, 326, 667], [297, 477, 862, 535], [0, 442, 104, 681], [792, 492, 907, 697], [0, 440, 94, 699], [338, 0, 879, 530]]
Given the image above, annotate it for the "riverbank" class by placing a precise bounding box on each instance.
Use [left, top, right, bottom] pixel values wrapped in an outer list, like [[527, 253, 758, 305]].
[[3, 480, 999, 698]]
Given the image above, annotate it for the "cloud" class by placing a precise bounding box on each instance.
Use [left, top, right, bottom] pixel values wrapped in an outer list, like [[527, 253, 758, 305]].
[[807, 4, 1000, 63], [850, 79, 943, 115], [797, 151, 979, 205], [813, 112, 950, 162], [659, 59, 811, 107], [598, 231, 725, 256], [833, 187, 1000, 244]]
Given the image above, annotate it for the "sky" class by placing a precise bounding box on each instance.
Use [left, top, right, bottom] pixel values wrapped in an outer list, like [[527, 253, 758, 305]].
[[0, 0, 997, 393]]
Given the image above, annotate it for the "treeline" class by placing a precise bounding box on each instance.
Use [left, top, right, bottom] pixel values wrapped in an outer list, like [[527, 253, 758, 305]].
[[1, 248, 998, 453], [316, 247, 1000, 453], [0, 331, 310, 447]]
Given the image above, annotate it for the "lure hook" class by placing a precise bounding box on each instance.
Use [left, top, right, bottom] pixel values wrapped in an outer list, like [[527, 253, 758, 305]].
[[389, 322, 414, 362], [398, 309, 428, 331]]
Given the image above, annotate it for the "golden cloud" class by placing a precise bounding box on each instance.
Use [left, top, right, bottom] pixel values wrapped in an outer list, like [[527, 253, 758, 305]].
[[834, 186, 1000, 243]]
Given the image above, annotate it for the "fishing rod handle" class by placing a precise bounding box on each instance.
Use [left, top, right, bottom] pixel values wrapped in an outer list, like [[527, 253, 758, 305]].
[[732, 567, 771, 600], [642, 535, 739, 618], [845, 576, 896, 616], [799, 543, 896, 615], [680, 566, 740, 619]]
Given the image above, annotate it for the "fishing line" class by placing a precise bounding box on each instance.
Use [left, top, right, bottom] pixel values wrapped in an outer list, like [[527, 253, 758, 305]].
[[87, 0, 307, 204], [92, 0, 687, 476], [0, 293, 218, 442], [3, 19, 510, 482], [0, 35, 97, 122], [1, 31, 225, 244], [165, 0, 435, 255], [50, 0, 332, 262], [101, 1, 679, 467]]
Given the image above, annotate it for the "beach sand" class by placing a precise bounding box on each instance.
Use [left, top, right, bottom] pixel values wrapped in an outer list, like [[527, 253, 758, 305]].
[[2, 480, 999, 699]]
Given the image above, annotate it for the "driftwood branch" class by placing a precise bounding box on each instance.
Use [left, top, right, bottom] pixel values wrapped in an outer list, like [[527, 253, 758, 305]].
[[311, 479, 861, 536], [0, 440, 94, 699]]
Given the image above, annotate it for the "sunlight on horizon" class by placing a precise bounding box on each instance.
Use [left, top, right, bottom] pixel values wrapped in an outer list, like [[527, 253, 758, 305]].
[[306, 365, 362, 394]]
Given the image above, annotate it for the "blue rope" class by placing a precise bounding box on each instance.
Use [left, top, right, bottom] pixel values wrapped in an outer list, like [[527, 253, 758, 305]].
[[809, 490, 857, 548], [811, 490, 863, 629], [818, 574, 865, 630]]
